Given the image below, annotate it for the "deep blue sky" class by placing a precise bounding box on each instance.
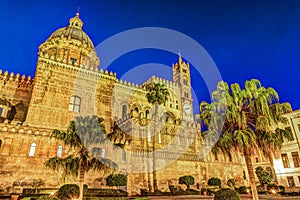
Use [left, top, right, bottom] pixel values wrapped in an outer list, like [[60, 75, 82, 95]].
[[0, 0, 299, 113]]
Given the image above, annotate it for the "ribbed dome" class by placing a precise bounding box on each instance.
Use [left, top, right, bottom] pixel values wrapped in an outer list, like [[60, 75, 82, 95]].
[[48, 12, 94, 48], [38, 12, 100, 70]]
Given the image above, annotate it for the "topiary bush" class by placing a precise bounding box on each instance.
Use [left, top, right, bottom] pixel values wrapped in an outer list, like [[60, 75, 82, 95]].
[[227, 179, 238, 188], [178, 175, 195, 190], [236, 186, 248, 194], [57, 184, 79, 200], [214, 188, 240, 200], [37, 196, 59, 200], [207, 177, 221, 187], [106, 174, 127, 187]]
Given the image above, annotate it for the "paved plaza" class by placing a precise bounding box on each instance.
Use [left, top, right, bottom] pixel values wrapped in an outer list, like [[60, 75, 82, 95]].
[[145, 194, 300, 200]]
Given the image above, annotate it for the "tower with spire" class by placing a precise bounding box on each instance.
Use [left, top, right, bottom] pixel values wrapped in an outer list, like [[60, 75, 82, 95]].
[[172, 54, 193, 121]]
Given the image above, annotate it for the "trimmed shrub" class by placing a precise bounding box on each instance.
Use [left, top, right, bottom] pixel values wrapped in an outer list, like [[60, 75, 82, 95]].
[[214, 188, 240, 200], [227, 179, 238, 188], [208, 177, 221, 187], [168, 185, 178, 195], [57, 184, 79, 200], [37, 196, 59, 200], [178, 175, 195, 190], [236, 186, 248, 194], [106, 174, 127, 187]]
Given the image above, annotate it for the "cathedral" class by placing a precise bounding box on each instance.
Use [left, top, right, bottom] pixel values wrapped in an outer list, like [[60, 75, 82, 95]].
[[0, 12, 247, 195]]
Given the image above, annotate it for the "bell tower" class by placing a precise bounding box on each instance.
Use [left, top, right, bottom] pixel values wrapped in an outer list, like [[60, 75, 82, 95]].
[[172, 54, 193, 121]]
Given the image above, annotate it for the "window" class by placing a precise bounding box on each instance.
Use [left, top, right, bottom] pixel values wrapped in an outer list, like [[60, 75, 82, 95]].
[[243, 171, 247, 180], [214, 153, 218, 161], [255, 157, 259, 163], [0, 139, 2, 148], [69, 96, 81, 112], [147, 130, 151, 142], [57, 145, 63, 158], [229, 153, 233, 162], [122, 105, 127, 119], [101, 149, 106, 158], [122, 151, 126, 161], [281, 153, 290, 168], [145, 110, 150, 119], [29, 143, 36, 156], [183, 78, 188, 86], [70, 57, 77, 65], [287, 176, 295, 187], [158, 133, 162, 143], [292, 152, 300, 168], [0, 107, 3, 116]]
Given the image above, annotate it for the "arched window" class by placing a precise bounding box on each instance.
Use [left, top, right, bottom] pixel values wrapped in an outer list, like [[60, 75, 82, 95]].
[[122, 151, 126, 161], [147, 130, 151, 142], [29, 143, 36, 156], [122, 105, 127, 119], [57, 145, 63, 158], [229, 153, 233, 162], [158, 133, 162, 143], [69, 96, 81, 112], [183, 78, 188, 86], [145, 110, 150, 119], [101, 149, 106, 158]]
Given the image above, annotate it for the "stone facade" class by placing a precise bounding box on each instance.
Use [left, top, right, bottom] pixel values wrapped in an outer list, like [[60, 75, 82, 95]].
[[0, 12, 246, 195]]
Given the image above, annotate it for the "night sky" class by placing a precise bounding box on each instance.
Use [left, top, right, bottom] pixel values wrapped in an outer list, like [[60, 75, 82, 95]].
[[0, 0, 299, 113]]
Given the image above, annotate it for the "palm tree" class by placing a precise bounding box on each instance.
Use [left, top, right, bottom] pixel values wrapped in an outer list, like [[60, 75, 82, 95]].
[[107, 121, 132, 149], [45, 115, 118, 200], [198, 79, 292, 200], [145, 82, 170, 192]]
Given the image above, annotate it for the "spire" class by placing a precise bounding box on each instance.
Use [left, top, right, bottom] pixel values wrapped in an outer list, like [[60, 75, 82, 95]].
[[69, 10, 83, 29], [178, 51, 182, 63]]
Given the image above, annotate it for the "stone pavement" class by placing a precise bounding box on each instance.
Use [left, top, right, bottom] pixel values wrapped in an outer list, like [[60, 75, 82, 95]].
[[146, 194, 300, 200]]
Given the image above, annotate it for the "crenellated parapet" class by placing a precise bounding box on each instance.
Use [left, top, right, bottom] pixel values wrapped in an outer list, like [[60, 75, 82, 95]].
[[0, 123, 52, 137], [0, 70, 33, 91], [142, 75, 179, 90]]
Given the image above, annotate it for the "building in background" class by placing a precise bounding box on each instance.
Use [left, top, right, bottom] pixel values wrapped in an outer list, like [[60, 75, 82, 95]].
[[0, 12, 261, 195]]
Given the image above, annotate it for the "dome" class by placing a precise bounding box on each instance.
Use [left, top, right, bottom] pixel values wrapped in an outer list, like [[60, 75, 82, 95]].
[[38, 12, 100, 70], [49, 12, 94, 48]]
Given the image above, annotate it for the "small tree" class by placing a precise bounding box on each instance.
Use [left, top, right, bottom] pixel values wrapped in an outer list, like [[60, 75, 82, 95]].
[[214, 188, 240, 200], [208, 177, 221, 187], [255, 167, 272, 186], [178, 175, 195, 190], [31, 179, 44, 194], [106, 174, 127, 188], [57, 184, 79, 200], [227, 179, 238, 189]]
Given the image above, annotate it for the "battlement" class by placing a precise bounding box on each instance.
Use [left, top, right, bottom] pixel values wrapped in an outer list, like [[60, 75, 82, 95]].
[[117, 79, 145, 90], [143, 75, 179, 89], [0, 70, 34, 89]]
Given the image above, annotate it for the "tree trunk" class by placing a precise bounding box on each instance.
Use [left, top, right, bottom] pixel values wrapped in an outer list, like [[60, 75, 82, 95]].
[[146, 126, 152, 192], [268, 155, 278, 183], [244, 154, 259, 200], [79, 167, 85, 200], [152, 104, 158, 192]]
